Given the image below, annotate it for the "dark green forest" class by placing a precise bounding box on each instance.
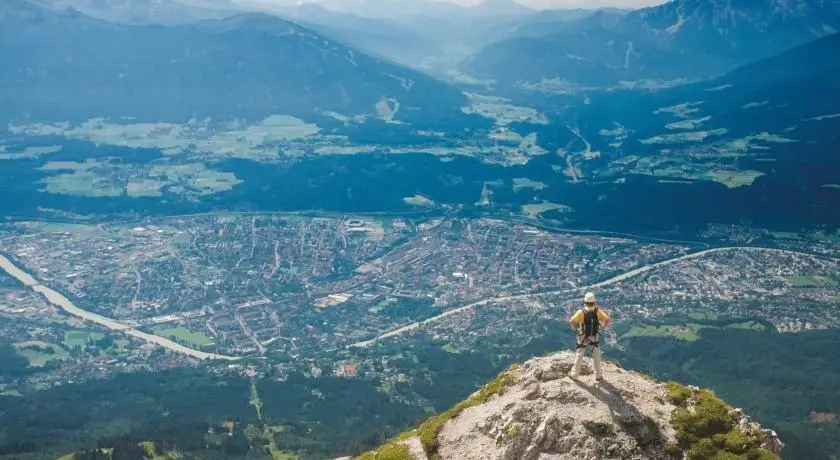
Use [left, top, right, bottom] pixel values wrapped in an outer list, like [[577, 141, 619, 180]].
[[3, 141, 840, 240], [2, 321, 838, 459], [0, 320, 572, 460], [0, 368, 427, 460], [613, 325, 840, 460]]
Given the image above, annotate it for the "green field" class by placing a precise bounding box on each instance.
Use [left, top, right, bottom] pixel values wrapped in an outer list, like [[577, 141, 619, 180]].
[[40, 161, 125, 197], [442, 343, 461, 354], [522, 201, 572, 218], [150, 163, 243, 197], [170, 232, 193, 248], [63, 331, 105, 349], [249, 381, 263, 421], [37, 158, 243, 199], [13, 115, 320, 162], [512, 177, 547, 192], [0, 388, 23, 397], [154, 326, 214, 347], [624, 320, 769, 343], [640, 128, 728, 145], [698, 169, 764, 188], [623, 324, 704, 342], [787, 275, 838, 287], [368, 297, 398, 314], [768, 230, 803, 240], [403, 194, 435, 207], [14, 341, 70, 367], [126, 179, 164, 197], [0, 144, 62, 160], [724, 321, 767, 331], [31, 222, 109, 237], [812, 230, 840, 244]]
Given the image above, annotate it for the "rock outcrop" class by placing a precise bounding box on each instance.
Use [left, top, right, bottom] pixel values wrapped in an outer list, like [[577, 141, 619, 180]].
[[356, 351, 782, 460]]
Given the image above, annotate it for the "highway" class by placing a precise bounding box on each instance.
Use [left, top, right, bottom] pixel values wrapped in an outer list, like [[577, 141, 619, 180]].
[[349, 246, 821, 348], [0, 253, 238, 361]]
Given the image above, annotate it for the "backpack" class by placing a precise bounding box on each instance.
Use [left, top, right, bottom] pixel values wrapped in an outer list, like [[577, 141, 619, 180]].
[[582, 307, 600, 336]]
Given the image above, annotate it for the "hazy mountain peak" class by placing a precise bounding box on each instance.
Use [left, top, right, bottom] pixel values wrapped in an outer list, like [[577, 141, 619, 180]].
[[27, 0, 236, 24], [470, 0, 533, 17], [0, 3, 470, 126], [631, 0, 840, 32]]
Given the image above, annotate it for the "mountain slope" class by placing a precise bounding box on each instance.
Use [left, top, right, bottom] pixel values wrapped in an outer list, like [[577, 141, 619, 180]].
[[31, 0, 236, 25], [583, 32, 840, 155], [464, 0, 840, 90], [544, 32, 840, 223], [334, 0, 534, 53], [0, 1, 471, 127], [317, 0, 468, 20], [623, 0, 840, 71], [482, 7, 627, 43], [461, 11, 686, 89], [465, 23, 684, 89], [467, 0, 533, 18], [279, 3, 443, 64], [356, 353, 783, 459]]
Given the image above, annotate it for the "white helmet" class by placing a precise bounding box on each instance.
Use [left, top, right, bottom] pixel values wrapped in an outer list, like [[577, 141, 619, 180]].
[[584, 292, 596, 303]]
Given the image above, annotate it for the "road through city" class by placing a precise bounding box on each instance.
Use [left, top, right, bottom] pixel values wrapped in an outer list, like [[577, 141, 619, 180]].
[[2, 243, 823, 355], [349, 246, 821, 348]]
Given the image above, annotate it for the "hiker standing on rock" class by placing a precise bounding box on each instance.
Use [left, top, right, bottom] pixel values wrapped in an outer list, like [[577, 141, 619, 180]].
[[569, 292, 611, 381]]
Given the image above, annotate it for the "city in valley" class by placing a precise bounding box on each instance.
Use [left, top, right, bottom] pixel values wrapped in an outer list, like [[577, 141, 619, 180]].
[[1, 215, 839, 395]]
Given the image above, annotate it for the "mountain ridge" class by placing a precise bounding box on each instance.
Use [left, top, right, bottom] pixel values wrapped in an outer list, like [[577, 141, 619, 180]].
[[0, 1, 474, 129], [621, 0, 840, 69], [463, 0, 840, 89], [354, 352, 783, 460], [28, 0, 237, 24], [277, 3, 443, 64], [579, 31, 840, 153]]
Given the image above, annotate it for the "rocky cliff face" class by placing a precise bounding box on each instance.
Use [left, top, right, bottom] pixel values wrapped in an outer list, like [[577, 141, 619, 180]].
[[355, 352, 783, 460]]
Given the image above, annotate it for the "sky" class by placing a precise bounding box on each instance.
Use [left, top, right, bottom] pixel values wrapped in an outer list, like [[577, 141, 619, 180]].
[[246, 0, 669, 10]]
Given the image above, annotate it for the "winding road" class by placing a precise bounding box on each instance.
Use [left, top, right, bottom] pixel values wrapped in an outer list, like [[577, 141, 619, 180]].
[[0, 253, 237, 361], [349, 246, 823, 348]]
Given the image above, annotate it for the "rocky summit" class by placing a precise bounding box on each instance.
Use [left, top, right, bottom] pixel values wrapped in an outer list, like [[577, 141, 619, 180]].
[[356, 352, 783, 460]]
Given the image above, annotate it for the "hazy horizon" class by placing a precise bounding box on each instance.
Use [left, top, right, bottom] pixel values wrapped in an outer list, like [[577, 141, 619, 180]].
[[239, 0, 668, 12]]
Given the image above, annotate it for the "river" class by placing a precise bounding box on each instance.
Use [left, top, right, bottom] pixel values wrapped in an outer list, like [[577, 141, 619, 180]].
[[0, 253, 237, 361]]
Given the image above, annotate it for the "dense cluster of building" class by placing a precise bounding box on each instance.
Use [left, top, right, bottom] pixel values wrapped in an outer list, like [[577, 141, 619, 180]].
[[1, 216, 838, 392]]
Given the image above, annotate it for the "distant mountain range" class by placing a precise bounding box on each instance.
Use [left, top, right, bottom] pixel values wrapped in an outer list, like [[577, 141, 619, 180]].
[[463, 0, 840, 90], [310, 0, 539, 54], [35, 0, 448, 65], [585, 30, 840, 155], [463, 11, 673, 88], [626, 0, 840, 66], [30, 0, 236, 24], [562, 31, 840, 222], [316, 0, 533, 20], [482, 7, 627, 43], [0, 0, 474, 128], [275, 3, 443, 65]]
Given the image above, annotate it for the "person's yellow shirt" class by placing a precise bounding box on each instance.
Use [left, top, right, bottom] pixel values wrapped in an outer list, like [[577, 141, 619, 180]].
[[570, 307, 610, 325]]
